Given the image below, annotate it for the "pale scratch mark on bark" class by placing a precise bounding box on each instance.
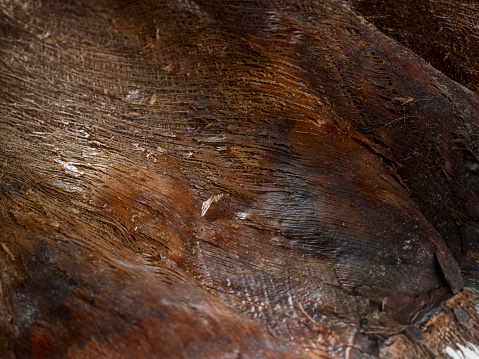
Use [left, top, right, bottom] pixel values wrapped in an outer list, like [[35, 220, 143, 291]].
[[1, 243, 15, 261], [201, 193, 224, 217]]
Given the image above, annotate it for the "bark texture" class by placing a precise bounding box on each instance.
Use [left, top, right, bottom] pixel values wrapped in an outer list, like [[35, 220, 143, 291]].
[[1, 0, 479, 358], [342, 0, 479, 92]]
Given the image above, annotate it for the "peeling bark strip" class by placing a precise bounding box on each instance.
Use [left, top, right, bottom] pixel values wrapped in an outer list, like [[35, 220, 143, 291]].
[[201, 193, 224, 217], [1, 0, 479, 358]]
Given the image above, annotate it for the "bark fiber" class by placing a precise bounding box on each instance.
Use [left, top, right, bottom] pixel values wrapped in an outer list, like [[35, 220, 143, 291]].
[[1, 0, 479, 358]]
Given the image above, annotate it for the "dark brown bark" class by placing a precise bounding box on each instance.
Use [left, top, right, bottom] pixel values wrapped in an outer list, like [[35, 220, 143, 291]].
[[0, 0, 478, 358], [341, 0, 479, 285], [342, 0, 479, 93]]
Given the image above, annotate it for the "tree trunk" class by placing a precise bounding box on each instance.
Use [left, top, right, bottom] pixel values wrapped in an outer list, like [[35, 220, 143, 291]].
[[0, 0, 478, 358]]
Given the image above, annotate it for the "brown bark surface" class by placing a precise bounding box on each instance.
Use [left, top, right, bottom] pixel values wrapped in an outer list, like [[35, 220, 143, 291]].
[[342, 0, 479, 93], [1, 0, 479, 358]]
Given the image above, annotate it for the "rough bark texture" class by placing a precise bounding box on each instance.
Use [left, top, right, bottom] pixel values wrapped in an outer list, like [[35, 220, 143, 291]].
[[342, 0, 479, 93], [0, 0, 479, 358], [341, 0, 479, 292]]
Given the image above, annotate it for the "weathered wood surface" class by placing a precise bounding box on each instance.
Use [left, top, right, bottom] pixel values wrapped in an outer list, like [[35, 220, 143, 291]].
[[1, 0, 479, 358]]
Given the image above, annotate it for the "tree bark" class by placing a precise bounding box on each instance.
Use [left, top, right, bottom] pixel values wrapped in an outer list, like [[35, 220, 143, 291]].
[[0, 0, 478, 358]]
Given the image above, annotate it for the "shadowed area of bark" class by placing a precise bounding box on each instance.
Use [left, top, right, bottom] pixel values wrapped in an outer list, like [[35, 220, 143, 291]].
[[1, 0, 479, 358], [342, 0, 479, 93]]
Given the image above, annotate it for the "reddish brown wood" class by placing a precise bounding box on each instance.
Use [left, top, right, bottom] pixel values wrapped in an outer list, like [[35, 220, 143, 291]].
[[0, 0, 478, 358]]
